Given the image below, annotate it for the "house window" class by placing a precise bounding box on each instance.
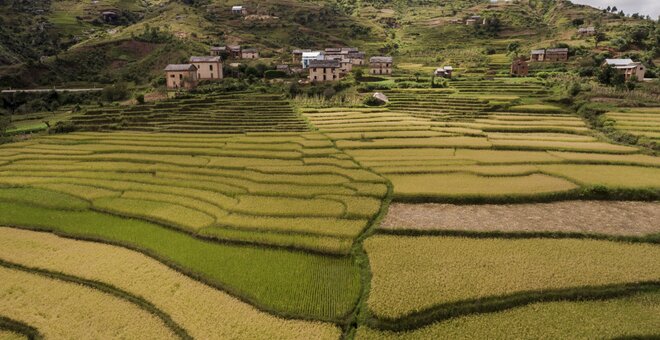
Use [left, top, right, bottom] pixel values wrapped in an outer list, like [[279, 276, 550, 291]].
[[179, 74, 183, 80], [210, 65, 213, 71], [170, 74, 175, 78]]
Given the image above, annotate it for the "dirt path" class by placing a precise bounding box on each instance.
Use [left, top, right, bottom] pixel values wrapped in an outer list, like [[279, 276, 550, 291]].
[[381, 201, 660, 236]]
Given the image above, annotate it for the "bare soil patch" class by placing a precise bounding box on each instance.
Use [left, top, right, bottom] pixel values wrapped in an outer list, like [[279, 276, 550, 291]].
[[381, 201, 660, 236]]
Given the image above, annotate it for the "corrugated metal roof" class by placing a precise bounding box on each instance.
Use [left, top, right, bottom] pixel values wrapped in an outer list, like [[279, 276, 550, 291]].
[[308, 60, 340, 68], [546, 48, 568, 53], [531, 49, 545, 54], [604, 58, 635, 66], [370, 56, 393, 63], [190, 56, 221, 62], [164, 64, 196, 71]]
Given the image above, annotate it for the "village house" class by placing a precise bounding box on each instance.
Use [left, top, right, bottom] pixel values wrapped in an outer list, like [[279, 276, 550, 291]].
[[510, 59, 529, 77], [324, 47, 342, 54], [544, 48, 569, 62], [577, 27, 596, 36], [231, 5, 247, 15], [164, 64, 198, 90], [210, 46, 227, 57], [466, 15, 484, 25], [276, 64, 291, 75], [227, 45, 242, 59], [449, 18, 463, 24], [241, 48, 259, 59], [369, 56, 393, 75], [308, 60, 342, 82], [530, 49, 545, 62], [341, 47, 359, 54], [603, 59, 645, 81], [347, 52, 366, 65], [434, 66, 453, 78], [292, 49, 311, 64], [189, 56, 223, 80], [302, 51, 324, 68]]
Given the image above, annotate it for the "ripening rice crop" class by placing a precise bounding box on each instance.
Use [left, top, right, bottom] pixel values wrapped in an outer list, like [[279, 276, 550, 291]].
[[364, 235, 660, 319], [490, 140, 639, 153], [547, 151, 660, 166], [0, 266, 177, 339], [0, 201, 361, 320], [0, 228, 342, 340], [357, 291, 660, 339], [538, 164, 660, 188], [389, 173, 578, 199]]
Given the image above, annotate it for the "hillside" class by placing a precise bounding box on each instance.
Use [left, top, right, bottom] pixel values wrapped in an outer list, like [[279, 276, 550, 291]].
[[0, 0, 657, 88]]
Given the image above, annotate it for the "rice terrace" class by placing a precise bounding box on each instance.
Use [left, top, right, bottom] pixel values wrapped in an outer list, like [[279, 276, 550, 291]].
[[0, 0, 659, 339]]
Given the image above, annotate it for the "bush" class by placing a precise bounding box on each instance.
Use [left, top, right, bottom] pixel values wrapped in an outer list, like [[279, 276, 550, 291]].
[[264, 70, 287, 79], [364, 96, 385, 106], [135, 94, 145, 104], [102, 83, 130, 102]]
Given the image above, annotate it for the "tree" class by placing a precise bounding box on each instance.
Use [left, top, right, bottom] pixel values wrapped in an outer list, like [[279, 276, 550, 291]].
[[594, 32, 607, 48], [571, 18, 584, 27], [507, 41, 521, 56], [606, 6, 611, 11], [611, 6, 617, 12]]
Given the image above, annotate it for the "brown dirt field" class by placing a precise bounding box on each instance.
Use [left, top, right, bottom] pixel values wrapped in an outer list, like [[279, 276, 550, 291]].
[[381, 201, 660, 236]]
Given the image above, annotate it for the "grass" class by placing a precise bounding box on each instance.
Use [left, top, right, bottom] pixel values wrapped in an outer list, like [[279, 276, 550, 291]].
[[357, 290, 660, 339], [364, 235, 660, 320], [0, 227, 342, 340], [0, 265, 177, 339], [0, 201, 361, 321]]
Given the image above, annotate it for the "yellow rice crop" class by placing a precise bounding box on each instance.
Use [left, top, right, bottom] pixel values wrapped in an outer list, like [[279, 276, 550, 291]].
[[490, 140, 638, 153], [0, 266, 176, 339], [548, 151, 660, 166], [538, 164, 660, 188], [389, 173, 577, 198], [0, 330, 26, 340], [365, 235, 660, 319], [0, 227, 341, 339], [357, 291, 660, 339]]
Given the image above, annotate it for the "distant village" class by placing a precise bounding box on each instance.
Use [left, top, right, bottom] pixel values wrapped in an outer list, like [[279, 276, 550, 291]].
[[163, 5, 647, 91]]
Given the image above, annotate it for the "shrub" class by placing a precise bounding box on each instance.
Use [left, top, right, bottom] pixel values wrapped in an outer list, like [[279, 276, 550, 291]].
[[135, 94, 145, 104], [364, 96, 384, 106], [264, 70, 287, 79], [102, 83, 130, 102]]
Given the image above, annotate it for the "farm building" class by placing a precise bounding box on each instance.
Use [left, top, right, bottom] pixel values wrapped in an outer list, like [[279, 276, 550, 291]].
[[577, 27, 596, 36], [510, 59, 529, 77], [325, 47, 342, 53], [276, 64, 291, 75], [434, 66, 453, 78], [449, 18, 463, 24], [292, 49, 311, 63], [231, 5, 247, 15], [466, 15, 484, 25], [164, 64, 198, 90], [241, 48, 259, 59], [545, 48, 569, 62], [227, 45, 242, 59], [302, 51, 324, 68], [341, 47, 359, 54], [308, 60, 342, 82], [189, 56, 223, 80], [369, 56, 393, 75], [210, 46, 227, 56], [530, 49, 545, 61], [347, 52, 366, 65], [603, 59, 645, 81]]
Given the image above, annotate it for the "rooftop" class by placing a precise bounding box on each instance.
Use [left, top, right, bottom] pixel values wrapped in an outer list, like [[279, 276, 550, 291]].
[[242, 48, 258, 53], [164, 64, 196, 72], [370, 56, 393, 63], [308, 60, 340, 68], [190, 56, 221, 62], [232, 6, 244, 10], [546, 48, 569, 53], [531, 49, 545, 54], [604, 58, 635, 66]]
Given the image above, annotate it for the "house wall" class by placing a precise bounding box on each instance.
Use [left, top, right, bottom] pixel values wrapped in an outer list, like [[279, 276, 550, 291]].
[[242, 52, 258, 59], [545, 52, 568, 62], [193, 61, 223, 80], [370, 62, 392, 75], [530, 53, 544, 62], [511, 62, 528, 76], [166, 71, 197, 89], [308, 67, 340, 82]]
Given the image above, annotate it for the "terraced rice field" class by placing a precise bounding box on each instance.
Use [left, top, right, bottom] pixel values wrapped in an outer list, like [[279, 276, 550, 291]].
[[0, 227, 341, 339], [0, 131, 390, 320], [357, 291, 660, 339], [302, 90, 660, 201], [364, 235, 660, 320], [70, 92, 309, 133], [603, 107, 660, 144]]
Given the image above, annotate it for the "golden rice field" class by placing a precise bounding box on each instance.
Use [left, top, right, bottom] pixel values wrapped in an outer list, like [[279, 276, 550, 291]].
[[0, 266, 177, 339], [364, 235, 660, 319], [356, 291, 660, 339], [1, 90, 659, 338], [302, 93, 660, 201], [0, 227, 341, 340], [603, 107, 660, 142]]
